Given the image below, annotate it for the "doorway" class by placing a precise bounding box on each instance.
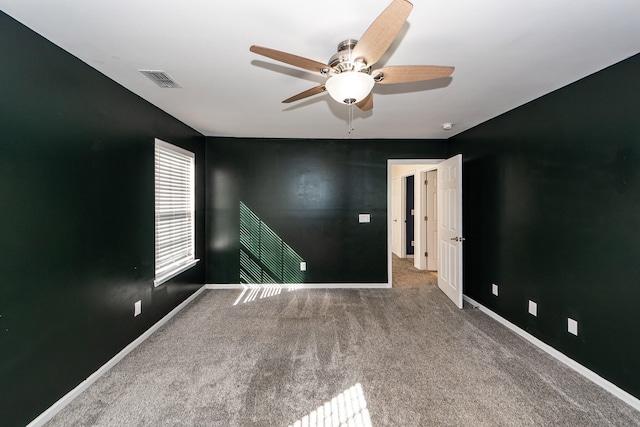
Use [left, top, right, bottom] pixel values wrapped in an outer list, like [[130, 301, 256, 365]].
[[388, 160, 441, 281], [387, 157, 464, 308]]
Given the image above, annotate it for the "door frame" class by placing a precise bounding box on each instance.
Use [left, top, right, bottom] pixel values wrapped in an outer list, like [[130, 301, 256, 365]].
[[387, 159, 443, 286]]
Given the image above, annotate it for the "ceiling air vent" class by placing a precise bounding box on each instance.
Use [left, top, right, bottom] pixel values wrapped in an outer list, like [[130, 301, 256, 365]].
[[139, 70, 181, 88]]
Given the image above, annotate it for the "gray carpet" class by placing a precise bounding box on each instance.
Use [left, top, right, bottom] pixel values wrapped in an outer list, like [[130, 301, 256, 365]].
[[47, 279, 640, 425]]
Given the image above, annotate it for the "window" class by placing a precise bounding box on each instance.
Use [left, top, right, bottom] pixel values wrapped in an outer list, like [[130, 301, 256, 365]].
[[154, 139, 198, 286]]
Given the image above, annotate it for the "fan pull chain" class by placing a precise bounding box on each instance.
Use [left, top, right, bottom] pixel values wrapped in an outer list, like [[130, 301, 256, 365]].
[[348, 103, 355, 134]]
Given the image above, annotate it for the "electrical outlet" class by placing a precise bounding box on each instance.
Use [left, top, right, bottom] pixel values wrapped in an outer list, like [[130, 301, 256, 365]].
[[528, 300, 537, 316], [300, 262, 307, 271], [358, 213, 370, 223], [134, 300, 142, 317], [568, 318, 578, 336], [492, 284, 499, 296]]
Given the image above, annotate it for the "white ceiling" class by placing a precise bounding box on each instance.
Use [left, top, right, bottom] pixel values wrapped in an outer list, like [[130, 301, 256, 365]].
[[1, 0, 639, 139]]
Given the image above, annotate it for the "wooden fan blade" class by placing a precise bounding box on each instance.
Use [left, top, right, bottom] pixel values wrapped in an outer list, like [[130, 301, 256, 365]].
[[351, 0, 413, 67], [250, 46, 329, 73], [372, 65, 454, 84], [356, 94, 374, 111], [282, 85, 326, 103]]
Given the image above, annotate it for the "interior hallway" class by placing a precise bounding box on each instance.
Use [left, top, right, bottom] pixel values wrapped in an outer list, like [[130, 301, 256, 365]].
[[392, 254, 437, 288]]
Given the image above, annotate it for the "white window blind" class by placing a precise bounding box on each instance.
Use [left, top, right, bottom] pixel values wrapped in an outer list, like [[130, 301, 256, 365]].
[[154, 139, 198, 286]]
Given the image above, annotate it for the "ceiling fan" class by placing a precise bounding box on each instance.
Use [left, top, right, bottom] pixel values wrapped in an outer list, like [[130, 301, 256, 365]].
[[249, 0, 454, 112]]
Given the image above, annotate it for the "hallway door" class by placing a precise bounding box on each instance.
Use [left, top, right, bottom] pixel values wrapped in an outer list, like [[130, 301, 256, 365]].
[[405, 175, 415, 255], [438, 154, 463, 308]]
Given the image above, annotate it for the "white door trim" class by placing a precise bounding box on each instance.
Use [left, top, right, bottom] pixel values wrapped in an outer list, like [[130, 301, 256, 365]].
[[400, 176, 407, 258], [426, 170, 439, 271]]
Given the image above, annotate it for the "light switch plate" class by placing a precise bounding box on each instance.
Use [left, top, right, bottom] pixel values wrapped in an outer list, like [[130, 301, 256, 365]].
[[300, 262, 306, 271], [492, 284, 498, 296], [568, 318, 578, 335], [528, 300, 537, 316], [358, 213, 370, 223], [134, 300, 142, 317]]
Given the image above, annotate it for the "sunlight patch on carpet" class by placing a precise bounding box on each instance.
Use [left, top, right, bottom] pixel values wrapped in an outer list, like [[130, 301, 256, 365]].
[[233, 283, 303, 306], [288, 383, 372, 427]]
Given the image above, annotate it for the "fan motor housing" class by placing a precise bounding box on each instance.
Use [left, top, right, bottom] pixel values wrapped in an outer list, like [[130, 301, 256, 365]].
[[328, 39, 371, 75]]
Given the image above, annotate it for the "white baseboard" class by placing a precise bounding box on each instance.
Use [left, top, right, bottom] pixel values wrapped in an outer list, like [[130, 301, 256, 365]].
[[33, 287, 635, 425], [27, 285, 207, 427], [206, 283, 392, 290], [463, 295, 640, 412]]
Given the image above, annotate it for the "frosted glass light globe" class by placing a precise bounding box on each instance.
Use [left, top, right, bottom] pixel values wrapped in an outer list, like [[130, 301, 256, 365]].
[[325, 72, 375, 104]]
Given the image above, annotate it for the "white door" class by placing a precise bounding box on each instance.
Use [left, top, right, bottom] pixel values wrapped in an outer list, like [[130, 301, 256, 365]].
[[426, 170, 438, 271], [391, 177, 402, 256], [438, 154, 463, 308]]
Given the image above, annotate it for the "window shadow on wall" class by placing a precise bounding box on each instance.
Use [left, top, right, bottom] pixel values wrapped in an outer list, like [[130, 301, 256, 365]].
[[240, 201, 306, 285]]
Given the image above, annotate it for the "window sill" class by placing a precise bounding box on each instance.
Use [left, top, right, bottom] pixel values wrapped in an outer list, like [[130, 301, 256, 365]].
[[154, 259, 200, 287]]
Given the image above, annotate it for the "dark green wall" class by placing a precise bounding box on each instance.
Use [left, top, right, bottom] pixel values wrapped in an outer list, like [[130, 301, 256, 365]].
[[206, 138, 447, 284], [449, 54, 640, 398], [0, 12, 205, 426]]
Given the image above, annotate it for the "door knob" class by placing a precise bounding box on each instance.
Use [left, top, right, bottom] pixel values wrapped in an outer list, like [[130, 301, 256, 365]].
[[450, 236, 466, 242]]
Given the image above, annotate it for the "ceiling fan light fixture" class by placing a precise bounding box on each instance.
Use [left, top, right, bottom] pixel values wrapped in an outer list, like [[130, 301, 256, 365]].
[[325, 72, 375, 104]]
